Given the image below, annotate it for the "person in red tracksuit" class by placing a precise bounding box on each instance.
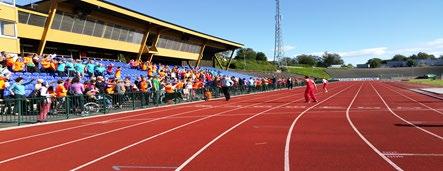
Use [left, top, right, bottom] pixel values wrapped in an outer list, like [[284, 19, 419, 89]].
[[304, 76, 318, 103]]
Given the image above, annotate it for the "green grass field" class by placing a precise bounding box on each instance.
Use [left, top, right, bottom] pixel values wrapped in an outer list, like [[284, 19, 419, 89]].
[[409, 79, 443, 87], [287, 66, 331, 79]]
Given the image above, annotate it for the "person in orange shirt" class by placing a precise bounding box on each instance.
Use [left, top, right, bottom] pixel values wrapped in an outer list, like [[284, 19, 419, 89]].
[[55, 80, 68, 98], [5, 56, 15, 70], [0, 75, 8, 99], [164, 82, 176, 104], [138, 77, 150, 105], [106, 79, 116, 95], [23, 55, 36, 72], [40, 58, 52, 73], [141, 61, 148, 71], [12, 58, 25, 72]]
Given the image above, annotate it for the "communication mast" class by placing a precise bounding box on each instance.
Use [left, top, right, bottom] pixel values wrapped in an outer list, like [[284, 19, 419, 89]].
[[274, 0, 284, 66]]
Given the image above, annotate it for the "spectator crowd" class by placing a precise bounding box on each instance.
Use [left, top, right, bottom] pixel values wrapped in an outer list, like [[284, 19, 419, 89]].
[[0, 51, 292, 122]]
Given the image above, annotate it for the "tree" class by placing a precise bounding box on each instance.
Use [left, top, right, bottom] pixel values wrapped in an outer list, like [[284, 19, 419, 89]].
[[406, 59, 417, 67], [321, 52, 344, 67], [367, 58, 383, 68], [439, 55, 443, 59], [296, 54, 317, 66], [392, 54, 407, 61], [416, 52, 435, 59], [346, 64, 354, 68], [256, 52, 267, 61], [235, 48, 257, 60], [281, 57, 297, 66]]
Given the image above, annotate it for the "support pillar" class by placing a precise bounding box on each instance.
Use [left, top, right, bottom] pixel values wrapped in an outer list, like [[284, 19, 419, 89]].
[[137, 31, 150, 61], [37, 0, 58, 55], [225, 49, 236, 70], [195, 43, 206, 67]]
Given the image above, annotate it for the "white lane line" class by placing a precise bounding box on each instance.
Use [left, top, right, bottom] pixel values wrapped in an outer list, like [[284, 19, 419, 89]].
[[175, 102, 295, 171], [283, 85, 354, 171], [346, 84, 403, 171], [0, 90, 291, 165], [383, 153, 443, 157], [69, 89, 309, 171], [112, 165, 177, 170], [0, 88, 291, 146], [381, 83, 443, 116], [371, 83, 443, 141], [73, 85, 346, 171]]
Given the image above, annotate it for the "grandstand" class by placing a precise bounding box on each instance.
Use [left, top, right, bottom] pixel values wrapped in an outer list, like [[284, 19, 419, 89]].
[[326, 66, 443, 80], [1, 0, 242, 68]]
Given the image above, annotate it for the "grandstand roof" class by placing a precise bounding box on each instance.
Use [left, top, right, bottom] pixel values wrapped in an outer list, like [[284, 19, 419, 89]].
[[20, 0, 244, 49]]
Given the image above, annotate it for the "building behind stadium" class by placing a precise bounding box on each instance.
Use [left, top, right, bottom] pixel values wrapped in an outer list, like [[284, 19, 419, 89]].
[[0, 0, 242, 67]]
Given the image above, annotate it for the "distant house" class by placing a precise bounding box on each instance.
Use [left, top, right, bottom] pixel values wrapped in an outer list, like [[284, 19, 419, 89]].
[[416, 59, 443, 66], [329, 65, 342, 68], [356, 64, 370, 68], [386, 61, 407, 67]]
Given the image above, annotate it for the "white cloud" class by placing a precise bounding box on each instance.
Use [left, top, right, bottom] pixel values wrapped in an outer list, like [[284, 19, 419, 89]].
[[270, 45, 296, 53], [283, 45, 296, 52], [338, 47, 388, 57]]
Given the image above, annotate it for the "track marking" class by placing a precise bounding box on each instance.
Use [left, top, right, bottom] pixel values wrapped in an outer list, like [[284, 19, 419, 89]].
[[176, 101, 294, 171], [371, 83, 443, 141], [0, 88, 292, 145], [346, 84, 403, 171], [381, 83, 443, 116], [383, 152, 443, 157], [112, 165, 177, 170], [0, 90, 295, 165], [283, 85, 354, 171], [72, 85, 346, 171], [69, 89, 311, 171]]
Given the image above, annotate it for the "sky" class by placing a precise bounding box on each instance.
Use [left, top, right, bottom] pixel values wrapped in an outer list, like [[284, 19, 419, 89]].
[[18, 0, 443, 65]]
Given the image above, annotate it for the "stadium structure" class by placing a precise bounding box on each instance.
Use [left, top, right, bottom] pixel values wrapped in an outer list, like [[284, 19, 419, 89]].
[[0, 0, 243, 68]]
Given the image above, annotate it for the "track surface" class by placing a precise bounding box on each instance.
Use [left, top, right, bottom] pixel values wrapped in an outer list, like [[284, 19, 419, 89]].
[[0, 81, 442, 170]]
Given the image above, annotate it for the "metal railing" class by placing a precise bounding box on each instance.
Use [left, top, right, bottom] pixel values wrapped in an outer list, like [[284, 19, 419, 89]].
[[0, 83, 291, 126]]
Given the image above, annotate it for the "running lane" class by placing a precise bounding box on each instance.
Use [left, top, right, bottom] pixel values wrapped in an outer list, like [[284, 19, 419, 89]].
[[372, 82, 443, 137], [286, 82, 396, 170], [69, 82, 349, 170], [0, 86, 309, 170], [349, 82, 443, 170]]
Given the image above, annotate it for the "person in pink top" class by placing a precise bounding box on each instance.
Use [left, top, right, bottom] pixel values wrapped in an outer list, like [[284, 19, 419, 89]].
[[304, 76, 317, 103], [322, 78, 329, 93]]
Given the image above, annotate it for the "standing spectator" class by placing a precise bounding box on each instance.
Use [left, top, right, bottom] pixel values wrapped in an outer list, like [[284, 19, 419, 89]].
[[221, 76, 233, 101], [57, 60, 66, 76], [65, 59, 75, 77], [74, 60, 85, 77], [86, 60, 96, 77], [139, 77, 149, 105], [151, 76, 161, 105], [8, 77, 34, 115], [38, 82, 53, 122], [115, 79, 126, 108], [95, 64, 105, 77], [70, 77, 85, 113]]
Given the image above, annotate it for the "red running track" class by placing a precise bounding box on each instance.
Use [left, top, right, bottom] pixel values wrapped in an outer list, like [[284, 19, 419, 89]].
[[0, 81, 442, 171]]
